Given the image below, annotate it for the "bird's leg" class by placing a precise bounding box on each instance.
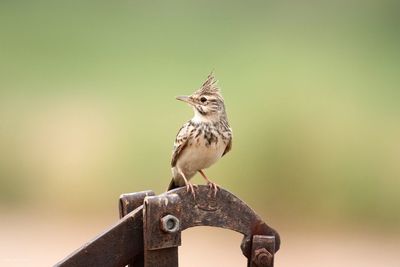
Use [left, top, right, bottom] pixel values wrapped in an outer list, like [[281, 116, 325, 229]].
[[198, 170, 219, 196], [179, 169, 197, 198]]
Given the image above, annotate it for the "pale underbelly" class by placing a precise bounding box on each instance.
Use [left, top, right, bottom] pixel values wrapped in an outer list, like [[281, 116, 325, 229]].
[[172, 142, 226, 183]]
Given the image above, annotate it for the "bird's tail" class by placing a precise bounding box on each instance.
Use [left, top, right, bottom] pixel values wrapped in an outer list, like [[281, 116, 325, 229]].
[[167, 178, 179, 191]]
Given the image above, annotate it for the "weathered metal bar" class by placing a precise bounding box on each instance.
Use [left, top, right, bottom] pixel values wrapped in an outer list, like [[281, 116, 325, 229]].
[[54, 206, 144, 267], [143, 194, 181, 267], [119, 190, 155, 267], [119, 190, 155, 219], [164, 186, 280, 258], [55, 185, 280, 267]]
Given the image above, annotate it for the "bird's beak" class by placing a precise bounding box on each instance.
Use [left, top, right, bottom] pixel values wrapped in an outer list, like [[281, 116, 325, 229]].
[[176, 95, 193, 105]]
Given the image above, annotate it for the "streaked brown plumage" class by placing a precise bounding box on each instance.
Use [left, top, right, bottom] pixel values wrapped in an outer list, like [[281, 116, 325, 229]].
[[168, 73, 232, 196]]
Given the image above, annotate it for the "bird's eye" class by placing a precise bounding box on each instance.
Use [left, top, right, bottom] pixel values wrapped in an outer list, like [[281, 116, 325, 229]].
[[200, 97, 207, 103]]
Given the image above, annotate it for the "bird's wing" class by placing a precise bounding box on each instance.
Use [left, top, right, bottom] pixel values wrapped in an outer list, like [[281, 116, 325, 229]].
[[171, 122, 191, 167], [222, 137, 232, 157]]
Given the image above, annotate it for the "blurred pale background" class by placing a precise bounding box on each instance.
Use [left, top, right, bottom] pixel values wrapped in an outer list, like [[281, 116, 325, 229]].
[[1, 1, 399, 266]]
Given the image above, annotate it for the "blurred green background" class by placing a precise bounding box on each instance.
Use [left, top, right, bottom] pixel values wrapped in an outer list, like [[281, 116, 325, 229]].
[[0, 0, 399, 266]]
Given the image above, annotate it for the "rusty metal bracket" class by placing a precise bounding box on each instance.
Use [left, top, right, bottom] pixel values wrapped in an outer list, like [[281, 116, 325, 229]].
[[251, 235, 276, 267], [54, 185, 280, 267], [119, 190, 155, 219], [119, 190, 155, 267], [143, 194, 182, 267]]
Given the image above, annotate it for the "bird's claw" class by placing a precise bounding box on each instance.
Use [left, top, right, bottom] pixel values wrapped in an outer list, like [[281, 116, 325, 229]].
[[207, 182, 219, 197], [186, 183, 197, 198]]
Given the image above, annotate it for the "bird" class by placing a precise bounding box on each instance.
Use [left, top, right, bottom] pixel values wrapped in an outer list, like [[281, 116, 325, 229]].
[[167, 72, 232, 197]]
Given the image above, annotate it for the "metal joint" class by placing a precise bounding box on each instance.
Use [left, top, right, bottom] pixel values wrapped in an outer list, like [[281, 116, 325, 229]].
[[160, 214, 180, 233], [250, 235, 276, 267], [54, 186, 280, 267], [254, 248, 273, 266]]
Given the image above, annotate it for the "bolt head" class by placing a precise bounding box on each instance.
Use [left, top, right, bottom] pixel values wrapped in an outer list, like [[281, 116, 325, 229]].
[[160, 214, 180, 233], [254, 248, 273, 266]]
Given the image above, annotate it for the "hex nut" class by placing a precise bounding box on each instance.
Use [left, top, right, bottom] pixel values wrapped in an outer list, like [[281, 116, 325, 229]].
[[160, 214, 180, 233], [254, 248, 273, 266]]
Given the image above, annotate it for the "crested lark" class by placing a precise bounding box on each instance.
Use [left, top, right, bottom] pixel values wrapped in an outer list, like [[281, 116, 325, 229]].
[[168, 73, 232, 196]]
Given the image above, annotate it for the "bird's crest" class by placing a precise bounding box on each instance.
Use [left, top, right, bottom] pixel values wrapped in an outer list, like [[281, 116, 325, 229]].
[[195, 72, 221, 96]]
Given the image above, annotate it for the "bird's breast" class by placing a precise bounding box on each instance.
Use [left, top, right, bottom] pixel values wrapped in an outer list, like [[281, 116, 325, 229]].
[[176, 137, 226, 176]]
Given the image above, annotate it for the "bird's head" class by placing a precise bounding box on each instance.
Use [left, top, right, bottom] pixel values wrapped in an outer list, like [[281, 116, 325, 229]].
[[176, 72, 227, 122]]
